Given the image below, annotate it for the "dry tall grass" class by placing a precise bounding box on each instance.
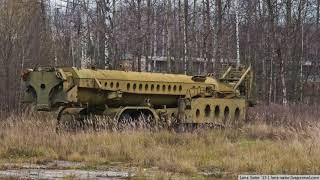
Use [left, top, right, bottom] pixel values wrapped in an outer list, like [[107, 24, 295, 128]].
[[0, 105, 320, 178]]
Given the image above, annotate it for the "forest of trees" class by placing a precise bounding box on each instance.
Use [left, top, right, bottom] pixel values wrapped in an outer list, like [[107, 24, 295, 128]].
[[0, 0, 320, 114]]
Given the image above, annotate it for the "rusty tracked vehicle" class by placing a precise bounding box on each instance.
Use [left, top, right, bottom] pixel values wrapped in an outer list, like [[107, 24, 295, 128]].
[[22, 66, 253, 131]]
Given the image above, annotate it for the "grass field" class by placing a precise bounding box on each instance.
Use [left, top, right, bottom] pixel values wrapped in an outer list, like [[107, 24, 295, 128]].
[[0, 105, 320, 179]]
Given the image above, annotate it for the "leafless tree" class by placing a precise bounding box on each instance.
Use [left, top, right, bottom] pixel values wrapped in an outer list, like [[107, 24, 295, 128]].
[[1, 0, 320, 114]]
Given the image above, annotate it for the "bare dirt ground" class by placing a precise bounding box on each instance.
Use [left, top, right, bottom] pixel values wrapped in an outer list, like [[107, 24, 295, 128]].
[[0, 161, 208, 179], [0, 168, 131, 179], [0, 161, 133, 179]]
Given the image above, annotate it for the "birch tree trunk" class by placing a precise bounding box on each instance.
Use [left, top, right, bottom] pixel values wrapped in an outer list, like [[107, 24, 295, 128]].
[[300, 0, 306, 102], [137, 0, 142, 72], [178, 0, 183, 72], [215, 0, 222, 72], [205, 0, 213, 73], [110, 0, 117, 69], [235, 0, 240, 68], [279, 49, 287, 106], [266, 0, 275, 105], [145, 0, 152, 72], [281, 0, 292, 106], [152, 4, 157, 71], [183, 0, 188, 74], [97, 0, 106, 68], [317, 0, 320, 27], [166, 0, 172, 73]]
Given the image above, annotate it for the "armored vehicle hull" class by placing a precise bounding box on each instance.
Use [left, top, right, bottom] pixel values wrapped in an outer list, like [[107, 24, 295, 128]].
[[22, 66, 253, 130]]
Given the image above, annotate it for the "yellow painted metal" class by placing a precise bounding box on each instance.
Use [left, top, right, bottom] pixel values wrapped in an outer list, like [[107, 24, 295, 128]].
[[187, 98, 246, 124], [22, 66, 253, 125], [63, 67, 236, 95]]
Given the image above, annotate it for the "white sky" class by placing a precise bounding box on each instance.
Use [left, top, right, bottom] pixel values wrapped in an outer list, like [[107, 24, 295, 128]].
[[52, 0, 67, 8]]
